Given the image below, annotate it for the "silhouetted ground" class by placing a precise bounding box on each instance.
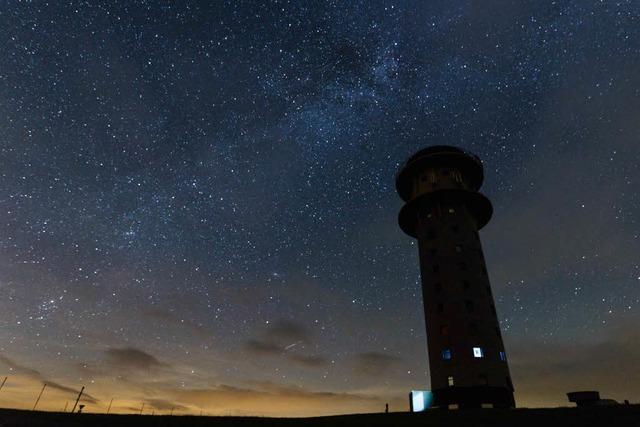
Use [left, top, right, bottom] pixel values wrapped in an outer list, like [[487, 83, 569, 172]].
[[1, 405, 639, 427]]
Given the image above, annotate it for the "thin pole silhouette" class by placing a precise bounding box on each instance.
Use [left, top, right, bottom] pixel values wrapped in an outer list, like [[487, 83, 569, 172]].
[[139, 402, 145, 415], [0, 376, 7, 391], [106, 398, 113, 414], [63, 402, 68, 413], [71, 386, 84, 414], [170, 406, 174, 416], [33, 383, 47, 411]]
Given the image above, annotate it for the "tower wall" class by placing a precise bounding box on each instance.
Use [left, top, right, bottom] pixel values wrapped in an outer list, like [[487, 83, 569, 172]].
[[396, 146, 515, 408]]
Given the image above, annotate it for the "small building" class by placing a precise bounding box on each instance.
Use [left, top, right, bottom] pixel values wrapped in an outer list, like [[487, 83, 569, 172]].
[[567, 391, 618, 407]]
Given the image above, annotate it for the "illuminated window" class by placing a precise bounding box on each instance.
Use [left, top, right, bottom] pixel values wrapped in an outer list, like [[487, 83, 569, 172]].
[[441, 349, 452, 360], [499, 351, 506, 361], [448, 207, 455, 214], [473, 347, 484, 358], [448, 376, 454, 386]]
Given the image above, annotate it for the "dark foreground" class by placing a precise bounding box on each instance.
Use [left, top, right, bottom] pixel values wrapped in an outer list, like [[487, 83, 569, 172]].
[[1, 405, 639, 427]]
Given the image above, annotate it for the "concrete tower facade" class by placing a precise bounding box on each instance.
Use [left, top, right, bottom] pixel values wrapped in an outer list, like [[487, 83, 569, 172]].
[[396, 146, 515, 409]]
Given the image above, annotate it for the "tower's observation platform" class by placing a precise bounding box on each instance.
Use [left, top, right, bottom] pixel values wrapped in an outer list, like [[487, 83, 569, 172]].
[[396, 145, 515, 409]]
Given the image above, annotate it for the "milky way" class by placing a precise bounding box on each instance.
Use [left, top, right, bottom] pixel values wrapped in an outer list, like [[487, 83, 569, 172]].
[[0, 1, 639, 416]]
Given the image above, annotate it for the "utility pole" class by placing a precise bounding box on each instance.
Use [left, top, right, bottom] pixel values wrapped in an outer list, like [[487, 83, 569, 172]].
[[106, 398, 113, 414], [63, 402, 68, 413], [0, 376, 7, 392], [71, 386, 85, 414], [33, 383, 47, 411], [139, 402, 145, 415], [170, 406, 174, 416]]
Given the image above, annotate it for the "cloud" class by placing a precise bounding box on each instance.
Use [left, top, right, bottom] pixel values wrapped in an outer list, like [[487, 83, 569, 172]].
[[265, 320, 311, 343], [288, 354, 329, 368], [144, 398, 188, 412], [352, 352, 402, 376], [104, 347, 167, 370], [245, 339, 282, 356], [0, 354, 98, 403], [243, 320, 328, 368], [168, 382, 389, 417]]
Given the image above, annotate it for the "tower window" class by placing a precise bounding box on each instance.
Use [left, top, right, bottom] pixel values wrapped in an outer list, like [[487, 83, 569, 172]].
[[469, 322, 478, 334], [441, 349, 452, 360], [448, 207, 455, 214], [465, 300, 474, 313], [440, 325, 449, 336], [478, 374, 488, 386], [499, 351, 506, 361], [473, 347, 484, 358], [434, 282, 442, 293], [447, 376, 454, 386]]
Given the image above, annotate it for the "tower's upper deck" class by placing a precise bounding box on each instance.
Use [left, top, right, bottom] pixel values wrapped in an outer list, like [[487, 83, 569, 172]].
[[396, 145, 485, 202]]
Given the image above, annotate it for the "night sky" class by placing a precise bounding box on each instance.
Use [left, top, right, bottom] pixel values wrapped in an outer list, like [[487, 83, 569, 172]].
[[1, 0, 639, 417]]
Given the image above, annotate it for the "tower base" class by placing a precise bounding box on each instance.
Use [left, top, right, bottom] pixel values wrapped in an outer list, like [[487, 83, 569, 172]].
[[433, 386, 515, 409]]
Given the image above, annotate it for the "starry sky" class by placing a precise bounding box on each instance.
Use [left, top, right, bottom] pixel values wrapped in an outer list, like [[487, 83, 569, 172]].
[[0, 0, 639, 417]]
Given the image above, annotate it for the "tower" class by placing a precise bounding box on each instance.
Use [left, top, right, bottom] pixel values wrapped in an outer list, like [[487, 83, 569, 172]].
[[396, 146, 515, 409]]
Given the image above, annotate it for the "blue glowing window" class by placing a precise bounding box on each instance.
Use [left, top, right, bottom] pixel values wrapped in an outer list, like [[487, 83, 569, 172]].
[[442, 349, 452, 360], [473, 347, 484, 358], [499, 351, 506, 361]]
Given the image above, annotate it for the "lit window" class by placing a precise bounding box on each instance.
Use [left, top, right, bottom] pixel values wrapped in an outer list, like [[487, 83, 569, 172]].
[[473, 347, 484, 358], [441, 349, 452, 360], [499, 351, 506, 361], [448, 376, 454, 386], [448, 207, 455, 213]]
